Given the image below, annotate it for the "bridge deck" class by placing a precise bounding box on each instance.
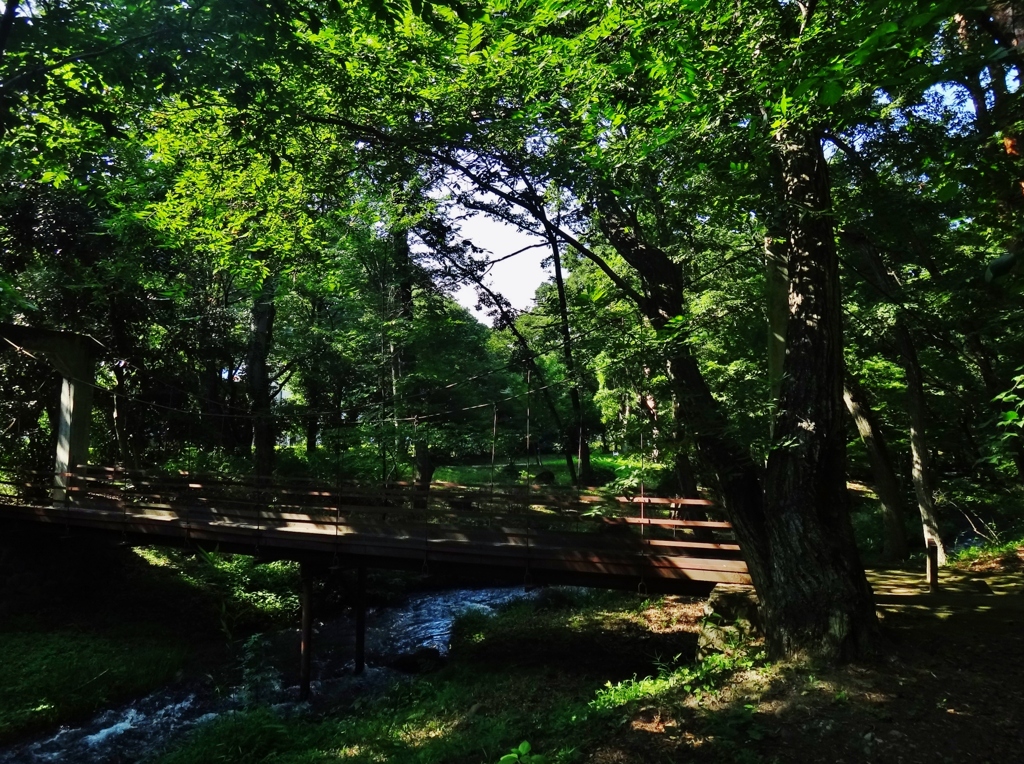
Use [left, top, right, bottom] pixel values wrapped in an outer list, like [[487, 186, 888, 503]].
[[0, 467, 750, 595]]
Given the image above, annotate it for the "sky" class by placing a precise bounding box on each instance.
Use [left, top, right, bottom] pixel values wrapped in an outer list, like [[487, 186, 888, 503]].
[[450, 213, 552, 323]]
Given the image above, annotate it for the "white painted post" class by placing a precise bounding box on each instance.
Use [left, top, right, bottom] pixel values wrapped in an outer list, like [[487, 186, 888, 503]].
[[52, 357, 94, 501]]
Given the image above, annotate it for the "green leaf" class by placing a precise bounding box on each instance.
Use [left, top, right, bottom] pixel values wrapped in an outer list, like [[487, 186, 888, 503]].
[[455, 21, 485, 59], [819, 81, 843, 106], [792, 76, 819, 100]]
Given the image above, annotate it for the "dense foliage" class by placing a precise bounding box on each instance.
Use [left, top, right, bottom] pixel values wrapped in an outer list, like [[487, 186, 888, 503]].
[[2, 0, 1024, 658]]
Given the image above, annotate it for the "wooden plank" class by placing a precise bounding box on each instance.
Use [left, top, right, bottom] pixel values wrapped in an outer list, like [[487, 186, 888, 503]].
[[616, 496, 716, 507], [621, 517, 733, 529], [0, 491, 750, 587], [0, 513, 749, 586]]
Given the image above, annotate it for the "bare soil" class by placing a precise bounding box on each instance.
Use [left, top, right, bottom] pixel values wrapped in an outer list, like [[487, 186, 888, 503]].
[[586, 565, 1024, 764]]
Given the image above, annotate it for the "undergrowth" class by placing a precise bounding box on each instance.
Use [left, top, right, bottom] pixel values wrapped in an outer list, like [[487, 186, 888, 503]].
[[0, 541, 302, 744], [0, 631, 186, 743], [947, 533, 1024, 569], [135, 547, 301, 636], [155, 589, 764, 764]]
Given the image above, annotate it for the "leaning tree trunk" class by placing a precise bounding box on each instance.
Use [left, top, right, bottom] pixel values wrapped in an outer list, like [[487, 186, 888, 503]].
[[760, 128, 878, 660], [596, 159, 879, 660], [843, 380, 910, 562], [456, 262, 578, 484], [842, 231, 946, 563], [898, 332, 946, 564]]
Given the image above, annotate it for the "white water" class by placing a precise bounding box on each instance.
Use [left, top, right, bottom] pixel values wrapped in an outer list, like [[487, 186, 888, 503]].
[[0, 586, 534, 763]]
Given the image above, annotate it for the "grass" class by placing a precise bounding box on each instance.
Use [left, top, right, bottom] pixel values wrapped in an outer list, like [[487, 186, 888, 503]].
[[947, 533, 1024, 572], [155, 589, 762, 764], [0, 630, 187, 743], [434, 453, 632, 488], [0, 537, 305, 744]]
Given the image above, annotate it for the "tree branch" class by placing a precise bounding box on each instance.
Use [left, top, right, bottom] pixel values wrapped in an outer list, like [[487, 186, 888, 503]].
[[820, 131, 875, 179], [1, 29, 169, 91], [298, 110, 650, 308]]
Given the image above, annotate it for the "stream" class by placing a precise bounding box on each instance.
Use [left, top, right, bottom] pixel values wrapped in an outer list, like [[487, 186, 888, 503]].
[[0, 585, 537, 764]]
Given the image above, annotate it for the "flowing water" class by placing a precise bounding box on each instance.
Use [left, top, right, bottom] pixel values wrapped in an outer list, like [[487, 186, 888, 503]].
[[0, 585, 536, 764]]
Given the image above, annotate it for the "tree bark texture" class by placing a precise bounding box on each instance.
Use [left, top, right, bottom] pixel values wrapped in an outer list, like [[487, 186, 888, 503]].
[[597, 163, 879, 660], [761, 129, 878, 659], [765, 233, 789, 422], [843, 380, 910, 562]]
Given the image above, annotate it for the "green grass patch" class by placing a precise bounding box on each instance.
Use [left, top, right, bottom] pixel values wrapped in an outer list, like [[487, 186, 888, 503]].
[[156, 589, 762, 764], [948, 534, 1024, 570], [0, 630, 187, 743], [435, 454, 628, 488]]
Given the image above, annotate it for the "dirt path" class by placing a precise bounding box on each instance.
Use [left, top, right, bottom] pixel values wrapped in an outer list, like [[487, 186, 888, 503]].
[[589, 566, 1024, 763]]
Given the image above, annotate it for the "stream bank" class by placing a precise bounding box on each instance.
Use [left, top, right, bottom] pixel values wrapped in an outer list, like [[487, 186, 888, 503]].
[[0, 584, 543, 763]]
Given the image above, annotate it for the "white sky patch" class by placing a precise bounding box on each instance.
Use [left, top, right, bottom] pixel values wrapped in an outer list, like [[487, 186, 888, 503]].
[[452, 214, 551, 323]]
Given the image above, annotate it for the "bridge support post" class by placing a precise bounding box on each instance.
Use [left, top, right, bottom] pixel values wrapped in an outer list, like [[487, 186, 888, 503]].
[[299, 563, 314, 701], [0, 324, 99, 500], [54, 359, 95, 500], [355, 564, 367, 675]]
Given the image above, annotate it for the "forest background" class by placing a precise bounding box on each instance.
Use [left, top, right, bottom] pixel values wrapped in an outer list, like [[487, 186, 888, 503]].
[[2, 0, 1024, 661]]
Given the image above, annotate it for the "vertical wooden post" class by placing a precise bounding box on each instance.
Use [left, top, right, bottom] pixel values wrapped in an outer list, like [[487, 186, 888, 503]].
[[299, 563, 314, 700], [355, 564, 367, 675], [926, 542, 939, 593], [46, 341, 95, 502], [0, 326, 99, 501]]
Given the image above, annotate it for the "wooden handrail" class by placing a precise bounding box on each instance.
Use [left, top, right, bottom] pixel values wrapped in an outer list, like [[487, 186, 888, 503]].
[[0, 464, 748, 590]]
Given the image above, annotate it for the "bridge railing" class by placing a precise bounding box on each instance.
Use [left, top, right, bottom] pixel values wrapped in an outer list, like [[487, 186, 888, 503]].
[[65, 466, 737, 546], [0, 465, 750, 586]]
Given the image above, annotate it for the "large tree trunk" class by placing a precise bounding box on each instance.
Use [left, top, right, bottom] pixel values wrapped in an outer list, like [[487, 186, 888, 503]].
[[249, 272, 278, 479], [597, 152, 879, 659], [765, 230, 789, 425], [761, 128, 878, 660], [843, 380, 910, 562]]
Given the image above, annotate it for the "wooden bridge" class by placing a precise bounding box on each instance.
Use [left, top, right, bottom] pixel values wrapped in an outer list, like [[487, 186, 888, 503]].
[[0, 466, 750, 696], [0, 466, 749, 594], [0, 323, 751, 697]]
